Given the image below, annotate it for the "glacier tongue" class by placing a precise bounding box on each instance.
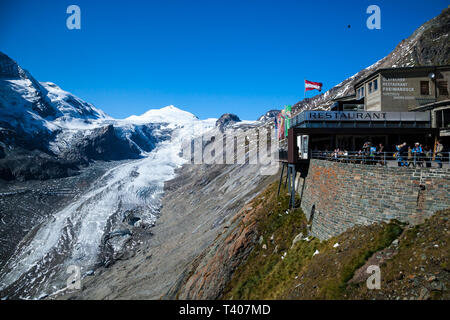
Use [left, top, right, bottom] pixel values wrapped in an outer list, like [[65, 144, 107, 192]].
[[0, 116, 215, 299], [1, 52, 223, 299]]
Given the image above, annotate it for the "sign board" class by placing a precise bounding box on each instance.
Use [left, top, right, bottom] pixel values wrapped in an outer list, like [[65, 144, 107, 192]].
[[297, 135, 309, 159], [298, 111, 430, 122]]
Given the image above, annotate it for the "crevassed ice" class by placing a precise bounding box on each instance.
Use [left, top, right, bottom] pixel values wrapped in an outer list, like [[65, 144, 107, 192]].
[[0, 117, 215, 295]]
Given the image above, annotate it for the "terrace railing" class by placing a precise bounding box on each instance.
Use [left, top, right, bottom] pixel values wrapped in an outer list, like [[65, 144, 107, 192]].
[[310, 150, 450, 168], [278, 149, 288, 161]]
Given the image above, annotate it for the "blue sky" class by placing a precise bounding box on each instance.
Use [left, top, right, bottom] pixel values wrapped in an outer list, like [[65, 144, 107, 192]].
[[0, 0, 447, 120]]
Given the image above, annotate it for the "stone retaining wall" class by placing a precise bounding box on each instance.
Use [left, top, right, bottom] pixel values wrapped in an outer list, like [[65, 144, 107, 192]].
[[299, 159, 450, 240]]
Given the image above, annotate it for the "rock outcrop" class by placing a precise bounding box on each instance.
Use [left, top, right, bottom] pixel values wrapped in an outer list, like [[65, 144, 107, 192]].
[[215, 113, 241, 131], [60, 125, 141, 163], [257, 109, 280, 122]]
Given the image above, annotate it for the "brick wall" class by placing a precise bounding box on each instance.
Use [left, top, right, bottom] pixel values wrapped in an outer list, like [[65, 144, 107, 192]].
[[299, 159, 450, 240]]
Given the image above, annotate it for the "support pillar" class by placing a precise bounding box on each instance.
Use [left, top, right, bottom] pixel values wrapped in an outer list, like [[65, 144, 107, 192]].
[[288, 164, 297, 209], [277, 162, 286, 197]]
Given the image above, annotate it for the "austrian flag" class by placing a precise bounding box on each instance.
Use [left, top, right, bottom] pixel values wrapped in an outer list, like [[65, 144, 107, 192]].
[[305, 80, 323, 92]]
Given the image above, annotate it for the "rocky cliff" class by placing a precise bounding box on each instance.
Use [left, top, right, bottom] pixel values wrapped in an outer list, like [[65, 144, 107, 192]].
[[173, 182, 449, 300], [58, 125, 277, 300]]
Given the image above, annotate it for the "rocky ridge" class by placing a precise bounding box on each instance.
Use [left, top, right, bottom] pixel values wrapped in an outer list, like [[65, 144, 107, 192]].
[[291, 8, 450, 114]]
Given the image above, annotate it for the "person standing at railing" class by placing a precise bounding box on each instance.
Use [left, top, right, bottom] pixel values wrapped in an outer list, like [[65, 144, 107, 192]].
[[332, 148, 340, 161], [412, 143, 423, 167], [435, 140, 444, 168], [377, 143, 385, 166], [397, 142, 408, 167], [362, 142, 371, 164], [407, 146, 413, 167], [369, 144, 377, 165], [424, 145, 432, 168], [395, 144, 401, 166]]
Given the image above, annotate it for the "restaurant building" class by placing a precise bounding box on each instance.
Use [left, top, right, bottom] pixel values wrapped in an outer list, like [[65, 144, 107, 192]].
[[286, 65, 450, 164]]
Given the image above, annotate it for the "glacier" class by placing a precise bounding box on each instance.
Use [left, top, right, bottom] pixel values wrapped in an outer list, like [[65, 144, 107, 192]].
[[0, 99, 216, 298]]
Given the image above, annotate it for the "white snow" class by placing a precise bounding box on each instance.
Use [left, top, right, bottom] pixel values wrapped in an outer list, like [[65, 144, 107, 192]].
[[126, 105, 197, 124], [0, 75, 224, 297], [0, 108, 216, 295]]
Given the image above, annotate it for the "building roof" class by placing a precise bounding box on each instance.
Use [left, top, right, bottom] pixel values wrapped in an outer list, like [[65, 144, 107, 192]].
[[411, 99, 450, 111], [331, 94, 357, 102], [354, 65, 450, 89]]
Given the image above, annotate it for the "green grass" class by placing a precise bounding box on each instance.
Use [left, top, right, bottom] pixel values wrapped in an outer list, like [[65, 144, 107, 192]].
[[222, 182, 405, 300], [222, 183, 311, 299], [319, 221, 403, 299]]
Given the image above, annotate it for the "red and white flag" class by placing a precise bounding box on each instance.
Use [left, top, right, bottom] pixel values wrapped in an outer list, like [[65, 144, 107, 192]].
[[304, 80, 323, 92]]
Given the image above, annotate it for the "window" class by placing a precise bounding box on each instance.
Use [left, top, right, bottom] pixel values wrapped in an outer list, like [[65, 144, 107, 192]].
[[438, 81, 449, 96], [368, 82, 373, 93], [373, 79, 378, 91], [343, 104, 364, 111], [357, 87, 365, 99], [420, 81, 430, 95]]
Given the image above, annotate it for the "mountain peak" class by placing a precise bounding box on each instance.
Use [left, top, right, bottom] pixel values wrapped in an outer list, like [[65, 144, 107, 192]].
[[215, 113, 241, 131], [257, 110, 280, 122], [0, 52, 24, 79], [125, 105, 199, 124]]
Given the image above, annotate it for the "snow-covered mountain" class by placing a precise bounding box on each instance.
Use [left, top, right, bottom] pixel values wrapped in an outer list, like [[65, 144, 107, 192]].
[[0, 110, 216, 299], [257, 109, 280, 122], [0, 53, 108, 136], [0, 52, 218, 181], [0, 54, 220, 298]]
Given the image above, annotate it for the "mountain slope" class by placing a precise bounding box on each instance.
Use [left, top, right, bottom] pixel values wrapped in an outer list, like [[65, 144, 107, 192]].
[[0, 52, 218, 181], [0, 53, 107, 137], [292, 7, 450, 114]]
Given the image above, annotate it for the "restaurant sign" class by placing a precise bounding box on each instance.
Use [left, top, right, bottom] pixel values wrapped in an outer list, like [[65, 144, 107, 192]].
[[303, 111, 430, 122]]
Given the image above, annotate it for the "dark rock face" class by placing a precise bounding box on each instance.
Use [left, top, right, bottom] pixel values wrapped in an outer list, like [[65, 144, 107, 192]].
[[257, 109, 280, 122], [0, 149, 79, 181], [61, 124, 142, 163], [0, 52, 60, 120], [0, 126, 54, 154], [0, 126, 75, 181], [126, 124, 172, 153], [0, 52, 23, 79], [216, 113, 241, 131], [0, 121, 171, 182], [0, 122, 166, 181]]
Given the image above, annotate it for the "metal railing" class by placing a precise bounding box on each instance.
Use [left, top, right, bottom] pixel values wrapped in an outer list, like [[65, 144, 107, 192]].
[[310, 150, 450, 168], [279, 149, 288, 161]]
